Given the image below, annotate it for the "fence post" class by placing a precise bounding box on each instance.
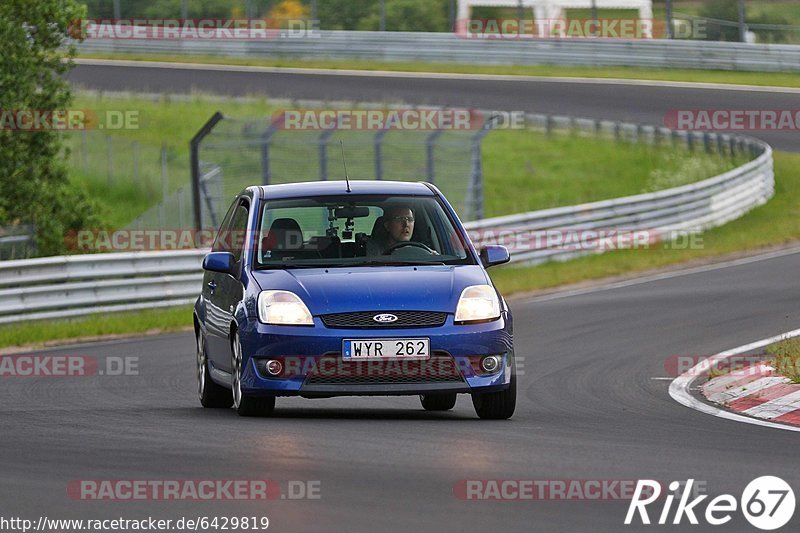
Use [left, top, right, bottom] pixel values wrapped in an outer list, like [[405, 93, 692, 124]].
[[81, 130, 88, 171], [260, 121, 278, 186], [160, 143, 168, 229], [190, 112, 224, 230], [319, 130, 335, 181], [106, 135, 113, 185], [133, 141, 140, 187], [425, 129, 444, 184], [467, 115, 498, 221], [374, 129, 388, 180]]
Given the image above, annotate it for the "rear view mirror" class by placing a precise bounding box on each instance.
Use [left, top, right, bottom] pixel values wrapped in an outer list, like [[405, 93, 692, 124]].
[[335, 206, 370, 219]]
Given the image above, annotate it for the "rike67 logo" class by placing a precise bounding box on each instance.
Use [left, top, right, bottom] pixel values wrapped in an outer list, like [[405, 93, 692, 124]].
[[625, 477, 796, 530]]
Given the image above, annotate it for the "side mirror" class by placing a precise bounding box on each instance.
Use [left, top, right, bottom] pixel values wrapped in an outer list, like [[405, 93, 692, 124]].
[[202, 252, 237, 275], [479, 245, 510, 268]]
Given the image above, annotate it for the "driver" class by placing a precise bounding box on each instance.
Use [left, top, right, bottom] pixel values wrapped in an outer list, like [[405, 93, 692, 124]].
[[367, 206, 415, 255]]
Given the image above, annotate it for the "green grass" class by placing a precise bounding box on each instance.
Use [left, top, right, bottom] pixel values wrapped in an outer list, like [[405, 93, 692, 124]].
[[0, 306, 193, 350], [482, 129, 743, 217], [766, 337, 800, 383], [489, 151, 800, 294], [76, 52, 800, 89]]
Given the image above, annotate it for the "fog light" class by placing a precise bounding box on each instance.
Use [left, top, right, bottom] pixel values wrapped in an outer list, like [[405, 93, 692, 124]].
[[480, 355, 501, 373], [266, 359, 283, 376]]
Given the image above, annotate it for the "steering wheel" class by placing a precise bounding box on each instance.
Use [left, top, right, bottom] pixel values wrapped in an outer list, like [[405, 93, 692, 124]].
[[383, 241, 436, 255]]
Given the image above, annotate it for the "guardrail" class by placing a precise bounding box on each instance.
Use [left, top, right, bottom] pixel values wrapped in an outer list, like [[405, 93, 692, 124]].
[[0, 115, 773, 324], [0, 251, 205, 324], [76, 30, 800, 72]]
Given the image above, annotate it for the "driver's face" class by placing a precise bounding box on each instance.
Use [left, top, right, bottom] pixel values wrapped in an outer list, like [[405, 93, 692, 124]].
[[385, 208, 414, 243]]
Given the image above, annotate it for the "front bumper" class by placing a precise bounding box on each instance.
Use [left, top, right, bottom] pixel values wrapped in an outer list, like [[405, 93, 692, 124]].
[[237, 313, 514, 397]]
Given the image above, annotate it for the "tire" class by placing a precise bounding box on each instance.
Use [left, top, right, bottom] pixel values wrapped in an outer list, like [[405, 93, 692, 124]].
[[472, 370, 516, 420], [420, 393, 457, 411], [231, 331, 276, 417], [197, 329, 233, 408]]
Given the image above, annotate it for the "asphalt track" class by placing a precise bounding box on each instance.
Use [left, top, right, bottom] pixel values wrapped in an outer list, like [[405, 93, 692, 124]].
[[3, 63, 793, 531], [66, 61, 800, 152], [3, 248, 800, 532]]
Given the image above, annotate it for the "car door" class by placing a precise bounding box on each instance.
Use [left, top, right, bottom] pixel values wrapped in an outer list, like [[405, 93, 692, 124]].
[[205, 198, 250, 373]]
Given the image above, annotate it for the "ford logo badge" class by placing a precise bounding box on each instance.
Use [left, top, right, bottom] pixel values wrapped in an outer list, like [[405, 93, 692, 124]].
[[373, 314, 398, 323]]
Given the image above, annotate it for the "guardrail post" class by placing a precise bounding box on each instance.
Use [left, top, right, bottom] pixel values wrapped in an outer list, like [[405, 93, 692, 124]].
[[614, 122, 622, 142], [190, 112, 224, 230], [426, 129, 444, 184], [546, 115, 554, 137]]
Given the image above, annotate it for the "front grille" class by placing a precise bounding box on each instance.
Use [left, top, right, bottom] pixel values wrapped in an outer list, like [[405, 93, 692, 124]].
[[303, 353, 465, 386], [320, 311, 448, 329]]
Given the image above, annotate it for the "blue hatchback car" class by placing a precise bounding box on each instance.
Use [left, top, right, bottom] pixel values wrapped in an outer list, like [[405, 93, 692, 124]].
[[193, 181, 515, 418]]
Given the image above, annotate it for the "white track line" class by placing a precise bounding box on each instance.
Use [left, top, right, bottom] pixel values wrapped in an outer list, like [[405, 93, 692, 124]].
[[669, 328, 800, 432], [73, 58, 800, 94], [520, 245, 800, 304]]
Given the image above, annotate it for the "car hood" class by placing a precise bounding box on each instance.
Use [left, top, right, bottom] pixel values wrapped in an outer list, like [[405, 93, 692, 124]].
[[251, 265, 490, 315]]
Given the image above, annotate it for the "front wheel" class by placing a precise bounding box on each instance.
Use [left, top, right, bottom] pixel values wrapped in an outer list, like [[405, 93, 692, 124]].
[[420, 393, 457, 411], [472, 371, 516, 420], [231, 331, 275, 417]]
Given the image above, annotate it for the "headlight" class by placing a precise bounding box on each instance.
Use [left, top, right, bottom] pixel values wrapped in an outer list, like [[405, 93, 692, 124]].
[[455, 285, 501, 323], [258, 291, 314, 326]]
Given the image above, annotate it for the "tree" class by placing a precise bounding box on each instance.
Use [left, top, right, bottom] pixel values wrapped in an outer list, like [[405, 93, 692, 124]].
[[357, 0, 449, 31], [315, 0, 377, 30], [0, 0, 99, 256]]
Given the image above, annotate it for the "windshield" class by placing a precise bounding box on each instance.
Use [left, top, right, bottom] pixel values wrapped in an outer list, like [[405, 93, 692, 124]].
[[254, 194, 472, 268]]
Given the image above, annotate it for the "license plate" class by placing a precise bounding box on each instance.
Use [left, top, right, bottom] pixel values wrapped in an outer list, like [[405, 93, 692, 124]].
[[342, 338, 430, 360]]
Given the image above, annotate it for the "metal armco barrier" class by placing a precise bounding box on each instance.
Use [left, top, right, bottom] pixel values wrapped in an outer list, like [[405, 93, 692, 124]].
[[0, 119, 773, 323], [76, 30, 800, 72], [0, 251, 205, 324]]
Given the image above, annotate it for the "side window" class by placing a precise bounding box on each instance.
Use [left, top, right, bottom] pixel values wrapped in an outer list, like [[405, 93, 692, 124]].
[[211, 199, 238, 253], [228, 202, 250, 263]]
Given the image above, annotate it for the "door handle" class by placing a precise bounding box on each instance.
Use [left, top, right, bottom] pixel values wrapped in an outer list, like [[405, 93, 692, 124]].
[[207, 280, 217, 292]]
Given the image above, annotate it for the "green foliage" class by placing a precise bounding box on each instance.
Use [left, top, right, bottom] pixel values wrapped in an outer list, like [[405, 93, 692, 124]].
[[699, 0, 792, 43], [0, 0, 99, 256], [314, 0, 377, 30], [358, 0, 449, 31]]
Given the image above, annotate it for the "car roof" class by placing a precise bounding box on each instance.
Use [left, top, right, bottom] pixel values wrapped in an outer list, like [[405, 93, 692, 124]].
[[257, 180, 435, 200]]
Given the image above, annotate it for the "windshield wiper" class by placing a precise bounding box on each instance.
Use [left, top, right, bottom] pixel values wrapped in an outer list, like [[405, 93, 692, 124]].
[[347, 260, 446, 267]]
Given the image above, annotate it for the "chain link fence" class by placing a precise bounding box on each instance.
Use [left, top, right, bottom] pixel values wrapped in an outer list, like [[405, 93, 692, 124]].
[[191, 112, 488, 229]]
